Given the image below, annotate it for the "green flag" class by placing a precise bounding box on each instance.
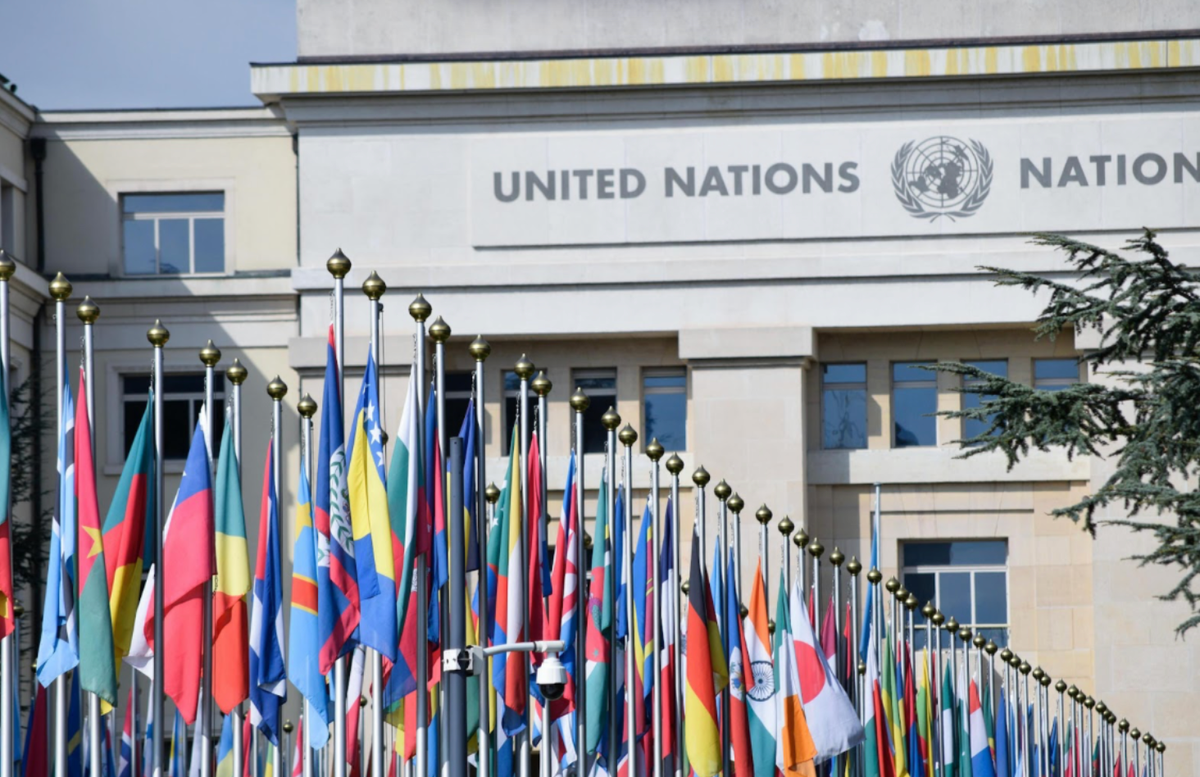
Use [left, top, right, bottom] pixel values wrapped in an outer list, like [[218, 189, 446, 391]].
[[941, 663, 956, 777]]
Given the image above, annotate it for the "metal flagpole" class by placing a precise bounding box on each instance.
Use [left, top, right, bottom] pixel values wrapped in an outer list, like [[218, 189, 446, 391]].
[[754, 506, 770, 608], [831, 549, 845, 687], [483, 483, 502, 773], [269, 377, 287, 777], [934, 613, 946, 777], [49, 274, 70, 777], [78, 297, 104, 777], [299, 393, 318, 777], [228, 359, 248, 777], [714, 480, 730, 777], [284, 722, 294, 777], [904, 594, 916, 672], [925, 605, 938, 777], [407, 294, 431, 777], [619, 426, 637, 777], [328, 250, 351, 777], [985, 642, 997, 729], [647, 440, 664, 777], [569, 389, 588, 777], [432, 317, 452, 777], [0, 253, 12, 777], [447, 437, 467, 777], [364, 273, 387, 777], [147, 318, 169, 777], [1119, 719, 1129, 777], [1056, 682, 1067, 777], [664, 453, 683, 777], [533, 373, 551, 777], [602, 409, 620, 776], [200, 340, 221, 777], [778, 516, 793, 605], [471, 338, 491, 777], [1021, 662, 1032, 777], [946, 617, 960, 769], [729, 495, 744, 614], [693, 467, 709, 569], [1032, 670, 1045, 777], [514, 355, 533, 777], [810, 540, 824, 632], [850, 560, 863, 777]]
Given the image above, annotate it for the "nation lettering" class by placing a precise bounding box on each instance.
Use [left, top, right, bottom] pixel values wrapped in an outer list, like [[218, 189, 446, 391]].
[[1020, 152, 1200, 187]]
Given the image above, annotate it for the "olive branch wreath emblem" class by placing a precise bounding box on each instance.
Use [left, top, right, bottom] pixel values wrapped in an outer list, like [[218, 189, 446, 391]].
[[892, 138, 993, 221]]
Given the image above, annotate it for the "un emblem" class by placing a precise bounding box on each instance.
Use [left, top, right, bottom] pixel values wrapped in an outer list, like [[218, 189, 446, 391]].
[[892, 136, 993, 221]]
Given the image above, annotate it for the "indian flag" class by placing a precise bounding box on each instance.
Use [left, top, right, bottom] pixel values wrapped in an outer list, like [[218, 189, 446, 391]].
[[744, 561, 776, 777]]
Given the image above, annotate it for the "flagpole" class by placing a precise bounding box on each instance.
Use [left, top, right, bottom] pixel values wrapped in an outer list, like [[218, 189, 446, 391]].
[[0, 253, 11, 777], [431, 317, 453, 777], [470, 338, 492, 777], [447, 435, 467, 777], [363, 273, 387, 777], [603, 407, 621, 776], [299, 393, 318, 777], [663, 453, 683, 777], [514, 354, 533, 777], [1020, 662, 1032, 777], [729, 494, 743, 614], [197, 340, 221, 777], [47, 274, 70, 777], [1032, 669, 1045, 777], [328, 250, 351, 777], [714, 480, 730, 777], [985, 642, 997, 729], [618, 425, 637, 777], [569, 389, 588, 777], [754, 505, 770, 612], [1057, 682, 1068, 777], [647, 441, 664, 777], [484, 481, 502, 775], [228, 359, 249, 777], [284, 721, 294, 777], [269, 377, 287, 777], [532, 373, 551, 777], [692, 467, 708, 579], [407, 293, 431, 777], [146, 319, 169, 777], [1083, 697, 1094, 777], [795, 527, 808, 600]]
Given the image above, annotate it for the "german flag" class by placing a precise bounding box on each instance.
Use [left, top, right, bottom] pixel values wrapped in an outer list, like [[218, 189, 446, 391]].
[[686, 529, 724, 777]]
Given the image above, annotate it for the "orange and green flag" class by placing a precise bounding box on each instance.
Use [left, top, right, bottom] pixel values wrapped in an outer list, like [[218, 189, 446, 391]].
[[685, 529, 722, 777], [213, 413, 250, 713]]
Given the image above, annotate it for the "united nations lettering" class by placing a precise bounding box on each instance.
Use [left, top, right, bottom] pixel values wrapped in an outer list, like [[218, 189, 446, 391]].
[[892, 136, 993, 220]]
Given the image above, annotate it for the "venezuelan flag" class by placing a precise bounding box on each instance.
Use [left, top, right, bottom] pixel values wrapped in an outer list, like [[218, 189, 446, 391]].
[[213, 413, 251, 714]]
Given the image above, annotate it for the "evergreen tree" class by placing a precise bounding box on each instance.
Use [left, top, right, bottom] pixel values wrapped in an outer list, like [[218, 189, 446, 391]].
[[935, 229, 1200, 634]]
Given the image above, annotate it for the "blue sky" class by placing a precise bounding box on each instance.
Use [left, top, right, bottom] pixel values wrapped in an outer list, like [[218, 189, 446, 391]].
[[0, 0, 295, 110]]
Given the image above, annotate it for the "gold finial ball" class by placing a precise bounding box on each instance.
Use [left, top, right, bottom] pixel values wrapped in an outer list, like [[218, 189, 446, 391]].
[[714, 480, 732, 500], [867, 567, 882, 584], [885, 577, 900, 594], [429, 316, 451, 344], [847, 557, 862, 576], [1085, 697, 1095, 710], [514, 354, 535, 380], [227, 358, 248, 386], [12, 603, 23, 619], [681, 581, 690, 596], [0, 250, 14, 281], [1031, 666, 1044, 681], [808, 538, 824, 558], [973, 634, 986, 649], [199, 339, 221, 367], [778, 516, 794, 535], [485, 482, 501, 504], [921, 601, 935, 618], [999, 647, 1012, 662], [945, 616, 959, 633], [857, 660, 866, 676], [1055, 679, 1067, 693], [693, 466, 711, 487], [1157, 742, 1165, 754], [665, 453, 684, 475], [1039, 672, 1051, 688], [895, 585, 909, 601], [739, 603, 748, 618], [599, 404, 619, 428], [959, 627, 972, 643], [1108, 711, 1118, 725], [1067, 685, 1079, 700], [618, 424, 638, 447], [830, 547, 845, 567], [532, 371, 552, 397], [283, 721, 294, 735], [1019, 661, 1030, 675], [408, 293, 431, 323], [754, 503, 772, 525], [359, 696, 368, 708], [795, 528, 809, 548], [1095, 699, 1107, 712], [267, 375, 288, 401], [76, 296, 100, 324], [646, 438, 664, 462], [569, 389, 591, 413], [985, 639, 998, 655], [768, 619, 776, 636], [728, 493, 744, 514], [147, 319, 170, 347], [931, 610, 945, 626], [1118, 719, 1129, 733], [905, 593, 919, 610], [298, 393, 318, 419], [469, 335, 491, 362], [583, 532, 593, 551], [49, 272, 72, 301], [362, 270, 386, 300], [1130, 728, 1140, 741], [326, 248, 352, 279]]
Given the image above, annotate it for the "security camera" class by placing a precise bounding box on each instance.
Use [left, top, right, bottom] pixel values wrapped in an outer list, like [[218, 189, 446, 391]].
[[536, 655, 567, 701], [442, 647, 482, 676]]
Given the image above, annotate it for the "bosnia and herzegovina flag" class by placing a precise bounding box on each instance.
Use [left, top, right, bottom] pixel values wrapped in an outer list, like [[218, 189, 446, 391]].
[[75, 367, 118, 704], [685, 528, 722, 777], [213, 412, 250, 714], [348, 350, 397, 662], [251, 441, 287, 745], [102, 396, 154, 669], [0, 352, 13, 640], [290, 444, 331, 750], [489, 427, 525, 736]]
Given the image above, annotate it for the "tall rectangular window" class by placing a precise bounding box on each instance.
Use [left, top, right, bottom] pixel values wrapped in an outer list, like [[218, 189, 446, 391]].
[[821, 363, 867, 450], [1034, 359, 1080, 391], [574, 369, 616, 454], [0, 183, 14, 254], [444, 371, 473, 438], [122, 192, 225, 275], [503, 371, 521, 448], [643, 368, 686, 451], [893, 362, 936, 447], [123, 373, 224, 460], [902, 540, 1008, 649], [962, 359, 1007, 440]]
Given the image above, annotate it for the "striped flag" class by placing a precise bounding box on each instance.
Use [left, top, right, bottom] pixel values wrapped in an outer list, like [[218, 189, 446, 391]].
[[213, 412, 251, 714], [75, 367, 118, 703], [387, 371, 422, 709], [583, 470, 611, 755], [490, 428, 526, 733], [727, 548, 754, 777], [0, 354, 13, 639], [864, 626, 894, 777], [969, 681, 995, 777], [36, 381, 78, 686], [545, 450, 579, 720], [169, 709, 186, 777], [744, 561, 776, 777], [118, 691, 133, 777], [881, 630, 909, 777], [657, 498, 678, 773], [684, 529, 722, 777], [250, 441, 287, 744], [776, 577, 817, 777], [995, 688, 1010, 777], [289, 444, 331, 749], [939, 664, 954, 777], [527, 433, 546, 669]]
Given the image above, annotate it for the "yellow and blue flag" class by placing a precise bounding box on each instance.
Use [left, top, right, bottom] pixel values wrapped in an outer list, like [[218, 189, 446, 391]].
[[288, 456, 330, 749]]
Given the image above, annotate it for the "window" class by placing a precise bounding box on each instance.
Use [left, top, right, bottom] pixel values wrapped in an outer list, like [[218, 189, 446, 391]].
[[1034, 359, 1080, 391], [893, 362, 936, 448], [123, 373, 224, 460], [962, 360, 1006, 440], [643, 368, 686, 450], [821, 363, 867, 449], [573, 369, 616, 454], [0, 182, 15, 254], [903, 540, 1008, 649], [122, 192, 225, 275], [445, 372, 473, 438], [503, 371, 521, 447]]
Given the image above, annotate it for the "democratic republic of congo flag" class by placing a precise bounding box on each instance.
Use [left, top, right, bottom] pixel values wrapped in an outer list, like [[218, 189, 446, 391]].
[[75, 367, 117, 704], [290, 446, 331, 749], [102, 396, 154, 669], [0, 356, 12, 639], [685, 529, 722, 777], [347, 350, 396, 661], [213, 412, 250, 714]]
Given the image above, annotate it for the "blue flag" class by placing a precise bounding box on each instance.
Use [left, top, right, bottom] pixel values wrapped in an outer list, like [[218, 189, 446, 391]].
[[288, 458, 330, 749], [37, 383, 78, 687], [459, 400, 479, 573], [67, 670, 83, 777], [250, 442, 287, 745], [995, 688, 1010, 777]]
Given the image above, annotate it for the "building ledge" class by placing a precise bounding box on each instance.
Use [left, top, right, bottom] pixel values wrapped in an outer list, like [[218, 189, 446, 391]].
[[808, 447, 1090, 485]]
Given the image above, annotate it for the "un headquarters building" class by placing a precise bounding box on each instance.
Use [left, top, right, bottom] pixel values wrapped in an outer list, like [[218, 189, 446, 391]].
[[1, 0, 1199, 772]]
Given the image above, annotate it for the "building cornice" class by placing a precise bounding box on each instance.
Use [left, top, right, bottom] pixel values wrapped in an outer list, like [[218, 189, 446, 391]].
[[0, 88, 35, 138], [31, 106, 291, 141]]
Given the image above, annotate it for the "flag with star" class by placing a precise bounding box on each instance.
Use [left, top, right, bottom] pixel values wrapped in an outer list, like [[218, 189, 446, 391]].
[[75, 367, 117, 702], [347, 349, 396, 661]]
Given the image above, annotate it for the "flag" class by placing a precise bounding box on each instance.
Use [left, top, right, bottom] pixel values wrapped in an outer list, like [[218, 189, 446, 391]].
[[316, 325, 359, 671], [657, 498, 678, 771], [969, 682, 995, 777], [819, 597, 837, 665], [490, 428, 526, 734], [142, 684, 155, 777], [102, 396, 154, 670], [347, 351, 397, 660], [0, 356, 13, 638], [744, 560, 776, 777], [995, 689, 1010, 777], [940, 664, 955, 777], [777, 577, 817, 777], [21, 683, 47, 777], [544, 450, 579, 720], [956, 671, 972, 777], [916, 653, 934, 777], [216, 713, 237, 777], [290, 447, 331, 749], [859, 523, 879, 661], [291, 717, 303, 777], [387, 371, 422, 705], [727, 548, 754, 777], [864, 632, 895, 777], [527, 433, 546, 666], [788, 579, 864, 762], [169, 710, 186, 777], [213, 412, 251, 714], [251, 441, 287, 745], [881, 631, 908, 777], [632, 500, 654, 750], [68, 670, 84, 777], [685, 530, 722, 777], [344, 646, 366, 777], [118, 691, 134, 777], [36, 381, 78, 686], [584, 470, 611, 755], [76, 368, 118, 703], [905, 651, 923, 777]]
